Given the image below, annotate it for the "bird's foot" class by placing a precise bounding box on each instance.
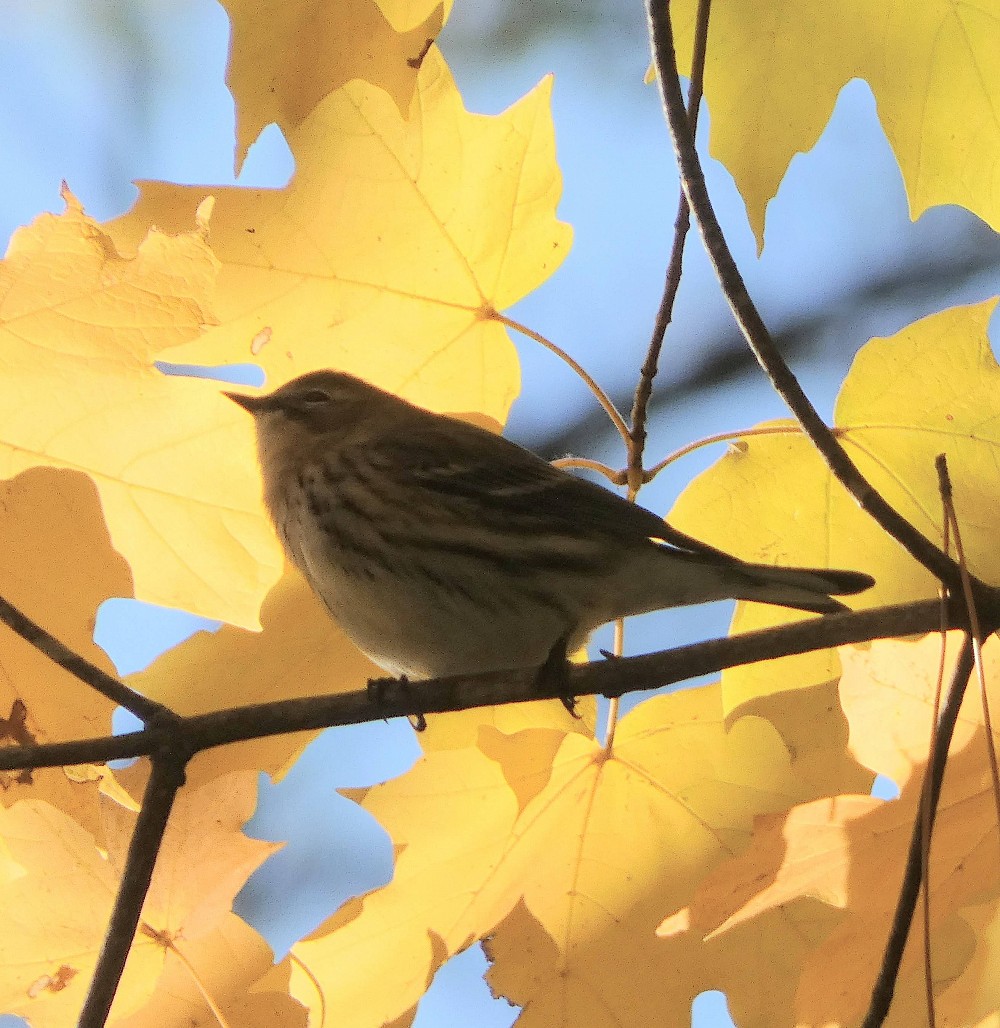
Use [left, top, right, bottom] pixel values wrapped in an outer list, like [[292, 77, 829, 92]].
[[537, 635, 579, 718], [367, 674, 426, 731]]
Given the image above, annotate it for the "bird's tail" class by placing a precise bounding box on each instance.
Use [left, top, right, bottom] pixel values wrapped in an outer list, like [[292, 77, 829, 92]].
[[732, 563, 874, 614]]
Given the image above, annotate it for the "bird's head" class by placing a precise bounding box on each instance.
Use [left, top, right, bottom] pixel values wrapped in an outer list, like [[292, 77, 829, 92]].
[[226, 370, 398, 467], [226, 369, 386, 425]]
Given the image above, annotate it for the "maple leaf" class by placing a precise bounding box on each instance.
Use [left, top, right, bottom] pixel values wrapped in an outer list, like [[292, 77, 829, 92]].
[[377, 0, 452, 32], [126, 566, 382, 785], [289, 683, 854, 1025], [669, 298, 1000, 714], [221, 0, 445, 170], [664, 634, 1000, 1025], [415, 694, 598, 752], [936, 897, 1000, 1028], [112, 918, 307, 1028], [0, 773, 279, 1026], [105, 48, 570, 428], [0, 191, 282, 627], [671, 0, 1000, 245], [0, 468, 131, 840]]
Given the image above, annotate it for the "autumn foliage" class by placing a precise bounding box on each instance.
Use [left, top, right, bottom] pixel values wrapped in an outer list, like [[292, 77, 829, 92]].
[[1, 1, 1000, 1026]]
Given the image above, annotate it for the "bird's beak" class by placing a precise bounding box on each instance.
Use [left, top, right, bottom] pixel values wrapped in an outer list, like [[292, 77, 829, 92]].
[[224, 391, 266, 414]]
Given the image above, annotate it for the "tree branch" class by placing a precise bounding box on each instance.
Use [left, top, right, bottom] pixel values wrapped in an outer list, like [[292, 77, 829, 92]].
[[0, 731, 153, 770], [1, 595, 982, 775], [1, 570, 993, 1028], [628, 0, 712, 487], [643, 0, 963, 592], [77, 752, 189, 1028], [0, 594, 171, 724]]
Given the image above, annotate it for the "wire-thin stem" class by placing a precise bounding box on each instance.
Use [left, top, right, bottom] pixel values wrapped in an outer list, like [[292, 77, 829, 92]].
[[551, 456, 627, 485], [606, 0, 712, 750], [603, 619, 625, 753], [936, 456, 1000, 837], [644, 423, 816, 481], [861, 636, 975, 1028]]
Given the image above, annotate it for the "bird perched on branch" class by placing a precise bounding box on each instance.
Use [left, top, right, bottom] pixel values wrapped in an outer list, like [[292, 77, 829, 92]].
[[226, 371, 873, 682]]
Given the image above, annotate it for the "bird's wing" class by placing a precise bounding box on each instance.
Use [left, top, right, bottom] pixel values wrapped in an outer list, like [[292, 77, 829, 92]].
[[361, 414, 732, 562]]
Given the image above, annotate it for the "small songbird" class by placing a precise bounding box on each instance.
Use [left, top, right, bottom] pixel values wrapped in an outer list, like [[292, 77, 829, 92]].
[[226, 371, 873, 681]]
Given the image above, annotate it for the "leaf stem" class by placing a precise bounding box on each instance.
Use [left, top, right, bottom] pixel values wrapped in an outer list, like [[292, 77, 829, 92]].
[[551, 456, 627, 485], [936, 456, 1000, 841], [493, 310, 630, 442], [643, 423, 812, 481]]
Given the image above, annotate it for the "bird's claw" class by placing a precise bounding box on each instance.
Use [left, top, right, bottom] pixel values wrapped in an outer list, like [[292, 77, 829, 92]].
[[366, 674, 426, 731], [537, 635, 580, 718]]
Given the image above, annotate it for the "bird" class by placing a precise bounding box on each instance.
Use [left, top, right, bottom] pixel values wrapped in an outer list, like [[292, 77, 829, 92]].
[[225, 370, 873, 683]]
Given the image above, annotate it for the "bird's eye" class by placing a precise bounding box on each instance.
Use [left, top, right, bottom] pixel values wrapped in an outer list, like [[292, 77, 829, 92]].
[[300, 389, 330, 404]]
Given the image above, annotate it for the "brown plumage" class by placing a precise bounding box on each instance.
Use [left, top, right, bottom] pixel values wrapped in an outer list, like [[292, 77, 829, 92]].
[[226, 371, 873, 679]]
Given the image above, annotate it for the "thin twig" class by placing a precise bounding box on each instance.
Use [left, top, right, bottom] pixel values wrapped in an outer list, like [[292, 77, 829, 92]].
[[862, 635, 976, 1028], [627, 0, 712, 490], [920, 472, 952, 1028], [643, 0, 962, 591], [0, 594, 169, 724], [610, 0, 712, 750], [936, 455, 1000, 833], [77, 753, 189, 1028]]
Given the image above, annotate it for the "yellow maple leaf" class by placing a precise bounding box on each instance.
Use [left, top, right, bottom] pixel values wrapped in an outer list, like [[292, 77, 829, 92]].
[[0, 191, 282, 627], [0, 772, 278, 1026], [415, 694, 597, 752], [379, 0, 453, 33], [415, 635, 598, 751], [0, 801, 129, 1027], [112, 918, 306, 1028], [0, 468, 132, 840], [669, 299, 1000, 713], [671, 0, 1000, 246], [221, 0, 445, 170], [126, 566, 382, 785], [839, 632, 996, 788], [938, 897, 1000, 1028], [103, 772, 281, 941], [105, 48, 570, 425], [290, 684, 832, 1025], [290, 733, 528, 1026], [666, 633, 1000, 1025]]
